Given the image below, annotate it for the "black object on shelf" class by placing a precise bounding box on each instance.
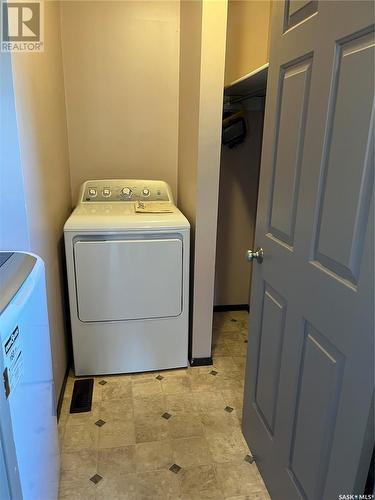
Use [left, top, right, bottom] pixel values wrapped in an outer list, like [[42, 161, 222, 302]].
[[222, 111, 247, 148]]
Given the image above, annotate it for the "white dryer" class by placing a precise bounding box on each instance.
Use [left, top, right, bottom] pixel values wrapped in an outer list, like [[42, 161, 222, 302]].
[[64, 179, 190, 376]]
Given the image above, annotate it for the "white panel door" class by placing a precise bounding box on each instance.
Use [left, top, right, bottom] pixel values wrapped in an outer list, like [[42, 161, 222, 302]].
[[243, 1, 374, 499], [74, 238, 183, 321]]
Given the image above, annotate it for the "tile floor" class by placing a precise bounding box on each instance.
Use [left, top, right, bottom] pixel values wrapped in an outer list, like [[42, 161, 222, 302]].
[[58, 311, 271, 499]]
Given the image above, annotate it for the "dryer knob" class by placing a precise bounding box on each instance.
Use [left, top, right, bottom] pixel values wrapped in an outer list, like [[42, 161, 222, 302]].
[[122, 187, 132, 197]]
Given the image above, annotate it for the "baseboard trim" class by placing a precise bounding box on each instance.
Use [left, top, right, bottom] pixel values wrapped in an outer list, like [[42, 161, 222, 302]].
[[57, 365, 70, 421], [189, 357, 213, 367], [214, 304, 249, 312]]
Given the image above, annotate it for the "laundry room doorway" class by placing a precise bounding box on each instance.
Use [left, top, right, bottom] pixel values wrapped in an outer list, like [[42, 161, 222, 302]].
[[214, 66, 267, 313], [211, 2, 270, 454]]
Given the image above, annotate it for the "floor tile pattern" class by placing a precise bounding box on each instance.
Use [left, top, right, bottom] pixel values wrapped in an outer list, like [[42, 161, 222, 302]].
[[58, 311, 270, 499]]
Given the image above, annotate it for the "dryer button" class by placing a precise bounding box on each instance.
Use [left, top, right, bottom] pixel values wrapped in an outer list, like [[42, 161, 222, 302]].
[[122, 187, 132, 197], [88, 188, 97, 197], [102, 188, 111, 197]]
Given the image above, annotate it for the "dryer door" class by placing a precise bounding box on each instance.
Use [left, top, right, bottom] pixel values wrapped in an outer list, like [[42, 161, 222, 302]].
[[74, 238, 183, 322]]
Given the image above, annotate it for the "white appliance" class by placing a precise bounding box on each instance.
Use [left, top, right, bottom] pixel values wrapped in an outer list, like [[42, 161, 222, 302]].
[[0, 252, 59, 500], [64, 179, 190, 376]]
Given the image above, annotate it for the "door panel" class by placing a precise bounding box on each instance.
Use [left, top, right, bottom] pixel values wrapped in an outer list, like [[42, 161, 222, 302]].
[[255, 286, 286, 435], [243, 2, 374, 499], [285, 0, 318, 30], [74, 238, 183, 322], [269, 57, 312, 246], [314, 31, 374, 284], [289, 323, 344, 500]]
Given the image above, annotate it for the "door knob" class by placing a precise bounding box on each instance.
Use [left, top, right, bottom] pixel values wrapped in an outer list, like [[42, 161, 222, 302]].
[[246, 247, 264, 263]]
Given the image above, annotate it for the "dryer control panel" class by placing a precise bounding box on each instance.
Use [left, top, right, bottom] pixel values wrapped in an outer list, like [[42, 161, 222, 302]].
[[80, 180, 173, 203]]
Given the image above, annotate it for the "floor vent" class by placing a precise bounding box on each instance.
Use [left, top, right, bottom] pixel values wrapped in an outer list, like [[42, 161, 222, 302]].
[[69, 378, 94, 413]]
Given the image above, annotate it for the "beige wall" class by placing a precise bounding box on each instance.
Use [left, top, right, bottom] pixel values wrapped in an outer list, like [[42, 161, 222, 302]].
[[178, 0, 228, 359], [224, 0, 271, 85], [60, 1, 180, 203], [178, 0, 202, 231], [215, 108, 264, 306], [12, 1, 71, 397]]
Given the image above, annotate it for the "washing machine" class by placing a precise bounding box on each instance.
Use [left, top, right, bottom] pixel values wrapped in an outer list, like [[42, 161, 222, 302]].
[[64, 179, 190, 376]]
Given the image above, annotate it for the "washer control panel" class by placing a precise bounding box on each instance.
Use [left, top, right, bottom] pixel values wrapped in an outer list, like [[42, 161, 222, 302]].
[[81, 180, 172, 203]]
